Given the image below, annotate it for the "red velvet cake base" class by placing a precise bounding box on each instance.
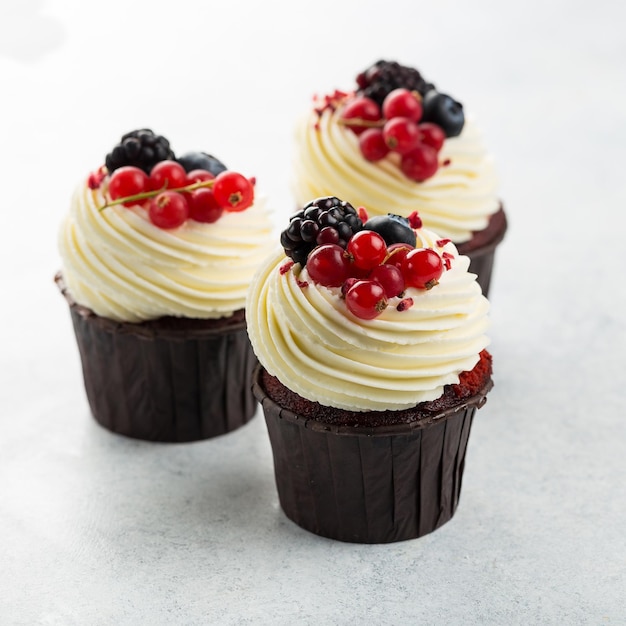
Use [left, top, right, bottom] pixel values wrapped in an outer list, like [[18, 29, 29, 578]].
[[253, 355, 493, 543], [56, 273, 258, 442]]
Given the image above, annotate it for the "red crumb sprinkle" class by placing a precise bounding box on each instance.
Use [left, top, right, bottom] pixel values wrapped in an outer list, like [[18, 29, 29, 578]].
[[279, 260, 294, 275], [249, 176, 256, 186], [87, 167, 106, 190], [357, 206, 369, 223], [442, 251, 454, 270], [443, 158, 451, 167], [396, 297, 414, 312], [297, 280, 309, 288], [436, 238, 452, 247], [453, 350, 492, 398], [408, 211, 422, 229]]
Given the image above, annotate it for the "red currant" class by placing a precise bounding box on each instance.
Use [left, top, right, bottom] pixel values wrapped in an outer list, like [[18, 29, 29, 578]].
[[358, 128, 389, 161], [340, 97, 382, 136], [148, 191, 189, 229], [186, 169, 215, 184], [369, 264, 405, 298], [383, 243, 414, 270], [382, 88, 423, 122], [149, 160, 188, 191], [346, 230, 387, 270], [345, 280, 388, 320], [401, 248, 443, 289], [108, 166, 149, 207], [400, 144, 439, 182], [188, 188, 224, 223], [306, 244, 351, 288], [418, 123, 446, 152], [382, 117, 421, 155], [212, 171, 254, 212]]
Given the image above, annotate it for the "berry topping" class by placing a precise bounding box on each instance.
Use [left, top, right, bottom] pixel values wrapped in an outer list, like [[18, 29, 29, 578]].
[[108, 166, 149, 207], [212, 171, 254, 212], [339, 97, 382, 135], [105, 129, 174, 175], [400, 144, 439, 182], [345, 280, 388, 320], [280, 197, 364, 266], [363, 214, 417, 247], [188, 188, 224, 223], [369, 264, 405, 298], [401, 248, 444, 289], [149, 159, 188, 191], [356, 60, 435, 107], [421, 90, 465, 138], [306, 244, 351, 288], [358, 128, 389, 162], [176, 151, 227, 176], [382, 88, 423, 122], [382, 117, 421, 155], [346, 230, 387, 270], [186, 169, 216, 184], [148, 191, 189, 229], [418, 123, 446, 152]]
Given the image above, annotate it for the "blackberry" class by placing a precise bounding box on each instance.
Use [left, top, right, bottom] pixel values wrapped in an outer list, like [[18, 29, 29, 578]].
[[280, 196, 364, 266], [105, 129, 175, 175], [356, 60, 435, 107]]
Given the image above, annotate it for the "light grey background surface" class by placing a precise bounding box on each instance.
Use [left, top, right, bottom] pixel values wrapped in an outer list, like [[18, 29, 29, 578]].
[[1, 0, 625, 624]]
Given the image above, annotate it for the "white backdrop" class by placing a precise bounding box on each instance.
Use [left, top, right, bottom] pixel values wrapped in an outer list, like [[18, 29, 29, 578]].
[[1, 1, 625, 624]]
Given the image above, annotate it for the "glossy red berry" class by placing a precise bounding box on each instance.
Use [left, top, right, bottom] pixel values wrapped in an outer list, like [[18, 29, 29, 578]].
[[148, 191, 189, 229], [358, 128, 389, 161], [346, 230, 387, 270], [345, 280, 388, 320], [401, 248, 443, 289], [188, 188, 224, 223], [400, 144, 439, 182], [186, 169, 215, 184], [382, 88, 423, 122], [418, 123, 446, 152], [383, 243, 415, 270], [383, 117, 421, 155], [212, 171, 254, 212], [306, 244, 351, 287], [108, 166, 149, 207], [340, 97, 382, 136], [369, 264, 405, 298], [149, 160, 188, 191]]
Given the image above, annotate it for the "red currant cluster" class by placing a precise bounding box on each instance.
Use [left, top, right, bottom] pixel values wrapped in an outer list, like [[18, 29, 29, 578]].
[[297, 229, 448, 320], [339, 88, 446, 182], [99, 160, 255, 229]]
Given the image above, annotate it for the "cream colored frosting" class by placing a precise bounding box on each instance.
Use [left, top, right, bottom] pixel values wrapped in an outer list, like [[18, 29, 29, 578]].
[[246, 227, 490, 412], [58, 177, 275, 322], [292, 104, 499, 243]]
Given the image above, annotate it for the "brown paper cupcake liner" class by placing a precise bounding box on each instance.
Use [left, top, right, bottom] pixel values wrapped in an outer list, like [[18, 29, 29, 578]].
[[458, 205, 508, 297], [253, 366, 490, 543], [57, 273, 258, 442]]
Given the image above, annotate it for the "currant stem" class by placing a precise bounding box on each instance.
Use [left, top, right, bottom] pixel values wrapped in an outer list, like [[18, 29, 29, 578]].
[[337, 117, 384, 129], [98, 179, 215, 211]]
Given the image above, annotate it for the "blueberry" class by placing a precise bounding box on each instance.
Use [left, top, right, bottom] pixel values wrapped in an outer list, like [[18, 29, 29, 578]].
[[421, 90, 465, 138], [176, 151, 227, 175], [363, 214, 416, 247]]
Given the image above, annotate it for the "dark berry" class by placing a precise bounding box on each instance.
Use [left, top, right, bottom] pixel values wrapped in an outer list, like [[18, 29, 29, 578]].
[[281, 197, 364, 266], [356, 60, 435, 107], [105, 129, 175, 175], [363, 214, 417, 247], [421, 90, 465, 138], [176, 151, 227, 176]]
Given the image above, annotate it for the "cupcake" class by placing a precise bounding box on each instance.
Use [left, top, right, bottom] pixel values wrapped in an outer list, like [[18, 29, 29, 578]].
[[247, 197, 493, 543], [291, 59, 507, 296], [57, 129, 274, 442]]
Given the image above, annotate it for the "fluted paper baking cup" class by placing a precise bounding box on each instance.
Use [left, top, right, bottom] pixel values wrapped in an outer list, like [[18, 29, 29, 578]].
[[57, 273, 258, 442], [253, 367, 490, 543]]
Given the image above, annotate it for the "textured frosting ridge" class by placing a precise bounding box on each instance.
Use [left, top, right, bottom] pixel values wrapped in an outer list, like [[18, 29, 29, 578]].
[[246, 227, 490, 411], [59, 178, 275, 322], [292, 106, 499, 243]]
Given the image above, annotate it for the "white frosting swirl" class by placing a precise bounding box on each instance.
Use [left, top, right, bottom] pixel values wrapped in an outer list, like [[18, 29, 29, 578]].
[[292, 105, 500, 243], [59, 177, 275, 322], [246, 228, 490, 411]]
